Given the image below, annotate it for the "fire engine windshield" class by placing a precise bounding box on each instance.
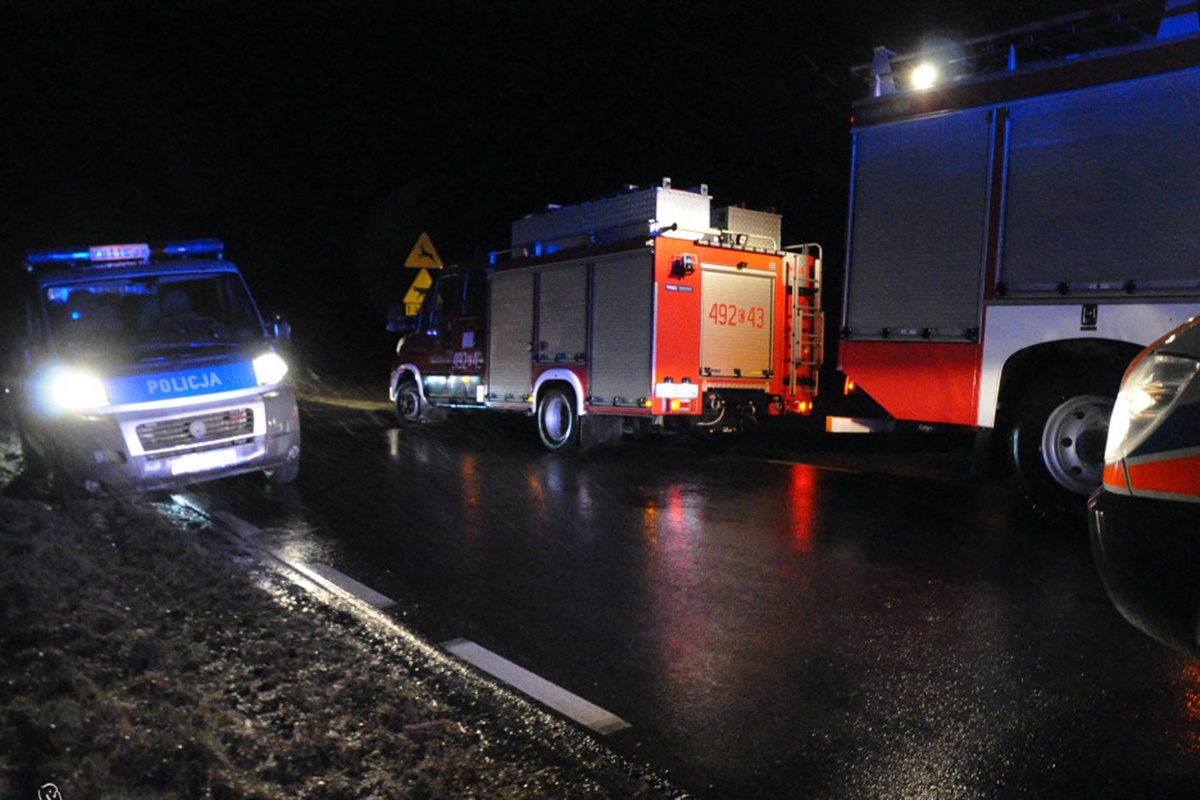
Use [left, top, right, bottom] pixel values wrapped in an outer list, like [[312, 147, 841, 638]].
[[45, 273, 264, 356]]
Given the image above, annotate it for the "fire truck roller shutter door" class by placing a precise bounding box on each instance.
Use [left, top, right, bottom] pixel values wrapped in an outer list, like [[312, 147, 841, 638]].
[[591, 251, 654, 405], [845, 108, 990, 340], [488, 271, 535, 403], [537, 265, 587, 363], [1000, 68, 1200, 292]]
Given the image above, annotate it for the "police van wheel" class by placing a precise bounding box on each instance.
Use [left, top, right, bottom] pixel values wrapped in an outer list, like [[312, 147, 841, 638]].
[[1008, 373, 1115, 521], [394, 381, 423, 423], [268, 459, 300, 485], [537, 388, 578, 451], [17, 429, 49, 478]]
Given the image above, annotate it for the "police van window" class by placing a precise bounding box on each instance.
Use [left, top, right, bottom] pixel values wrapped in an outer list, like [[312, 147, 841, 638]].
[[46, 273, 262, 353], [48, 287, 123, 347], [147, 276, 260, 341]]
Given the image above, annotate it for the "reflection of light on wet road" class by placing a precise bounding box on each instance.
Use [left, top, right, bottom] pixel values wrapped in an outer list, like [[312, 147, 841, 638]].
[[639, 480, 731, 726], [1174, 662, 1200, 754], [458, 453, 480, 507], [642, 483, 703, 583], [458, 453, 486, 544], [521, 457, 597, 532], [525, 463, 547, 522], [785, 464, 819, 553], [385, 427, 437, 467]]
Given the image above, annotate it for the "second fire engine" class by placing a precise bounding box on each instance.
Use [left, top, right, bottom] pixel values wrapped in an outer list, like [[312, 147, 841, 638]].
[[389, 179, 823, 449]]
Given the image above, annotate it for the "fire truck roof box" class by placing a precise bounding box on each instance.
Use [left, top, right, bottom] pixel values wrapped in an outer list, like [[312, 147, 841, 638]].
[[711, 206, 782, 252], [511, 178, 712, 251]]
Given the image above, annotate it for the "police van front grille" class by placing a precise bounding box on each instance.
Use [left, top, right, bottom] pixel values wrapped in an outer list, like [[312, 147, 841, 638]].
[[137, 408, 254, 453]]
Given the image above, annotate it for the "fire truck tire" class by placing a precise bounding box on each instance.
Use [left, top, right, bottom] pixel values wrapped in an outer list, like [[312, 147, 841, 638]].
[[537, 388, 578, 451], [394, 380, 423, 423], [1007, 372, 1115, 520]]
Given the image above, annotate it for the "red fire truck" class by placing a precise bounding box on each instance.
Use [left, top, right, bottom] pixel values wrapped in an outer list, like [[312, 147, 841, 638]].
[[389, 179, 823, 449], [840, 1, 1200, 517]]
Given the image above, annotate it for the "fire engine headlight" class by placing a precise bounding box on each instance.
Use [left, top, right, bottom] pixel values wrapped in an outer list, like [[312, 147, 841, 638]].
[[1104, 354, 1199, 463], [37, 366, 109, 414], [253, 351, 290, 386]]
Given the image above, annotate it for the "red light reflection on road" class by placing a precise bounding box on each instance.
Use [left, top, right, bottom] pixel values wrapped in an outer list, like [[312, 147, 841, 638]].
[[663, 484, 690, 532], [642, 483, 700, 575], [786, 464, 820, 553], [458, 453, 480, 503], [458, 453, 483, 534], [1175, 662, 1200, 754]]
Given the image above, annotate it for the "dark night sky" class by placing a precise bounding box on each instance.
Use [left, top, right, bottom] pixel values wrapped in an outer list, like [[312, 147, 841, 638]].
[[3, 0, 1095, 368]]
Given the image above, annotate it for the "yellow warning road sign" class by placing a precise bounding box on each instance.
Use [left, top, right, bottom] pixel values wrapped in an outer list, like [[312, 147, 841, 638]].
[[403, 268, 433, 315], [404, 232, 443, 269]]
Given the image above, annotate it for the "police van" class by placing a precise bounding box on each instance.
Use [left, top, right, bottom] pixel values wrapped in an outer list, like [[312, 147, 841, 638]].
[[7, 239, 300, 494]]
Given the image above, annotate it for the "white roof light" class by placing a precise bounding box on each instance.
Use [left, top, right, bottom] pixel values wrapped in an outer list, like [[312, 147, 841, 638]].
[[911, 62, 939, 90]]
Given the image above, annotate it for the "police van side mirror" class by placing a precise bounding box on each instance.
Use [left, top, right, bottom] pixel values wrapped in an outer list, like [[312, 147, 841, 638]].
[[267, 313, 292, 341]]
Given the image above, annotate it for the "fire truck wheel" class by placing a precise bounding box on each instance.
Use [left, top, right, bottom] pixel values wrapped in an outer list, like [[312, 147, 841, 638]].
[[537, 388, 578, 451], [394, 381, 423, 423], [1007, 373, 1115, 520]]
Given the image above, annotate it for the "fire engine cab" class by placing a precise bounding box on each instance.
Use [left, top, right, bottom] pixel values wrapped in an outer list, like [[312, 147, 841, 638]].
[[840, 1, 1200, 517], [390, 179, 823, 449]]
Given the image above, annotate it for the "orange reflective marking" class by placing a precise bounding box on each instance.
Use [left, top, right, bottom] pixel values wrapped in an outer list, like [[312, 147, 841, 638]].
[[1126, 453, 1200, 500], [1102, 462, 1129, 493]]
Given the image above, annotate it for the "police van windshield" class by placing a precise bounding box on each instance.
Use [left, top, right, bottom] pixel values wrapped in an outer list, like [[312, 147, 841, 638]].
[[46, 273, 263, 355]]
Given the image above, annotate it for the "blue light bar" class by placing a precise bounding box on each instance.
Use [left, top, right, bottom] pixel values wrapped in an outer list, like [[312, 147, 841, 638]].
[[25, 238, 225, 268], [26, 248, 98, 265], [26, 242, 152, 267], [160, 239, 224, 259], [90, 243, 152, 262]]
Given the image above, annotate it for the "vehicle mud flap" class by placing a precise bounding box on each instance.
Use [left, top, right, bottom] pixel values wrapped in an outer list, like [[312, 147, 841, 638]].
[[579, 414, 623, 450]]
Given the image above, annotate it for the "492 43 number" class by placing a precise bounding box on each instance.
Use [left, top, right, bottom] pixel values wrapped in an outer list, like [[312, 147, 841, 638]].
[[708, 303, 766, 329]]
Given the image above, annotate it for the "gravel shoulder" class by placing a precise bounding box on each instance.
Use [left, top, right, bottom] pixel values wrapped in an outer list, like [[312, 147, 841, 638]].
[[0, 412, 685, 799]]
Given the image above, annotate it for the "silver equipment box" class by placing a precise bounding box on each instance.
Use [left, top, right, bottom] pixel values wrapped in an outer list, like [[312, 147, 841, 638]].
[[512, 180, 712, 249]]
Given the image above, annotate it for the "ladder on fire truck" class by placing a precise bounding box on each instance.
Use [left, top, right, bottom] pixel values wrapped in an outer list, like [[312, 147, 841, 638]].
[[786, 244, 823, 404]]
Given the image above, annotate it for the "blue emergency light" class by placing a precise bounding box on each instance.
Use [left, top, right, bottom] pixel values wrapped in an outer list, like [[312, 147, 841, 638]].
[[25, 238, 225, 268], [159, 239, 224, 258]]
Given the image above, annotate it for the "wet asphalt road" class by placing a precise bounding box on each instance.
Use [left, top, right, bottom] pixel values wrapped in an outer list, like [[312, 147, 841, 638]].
[[186, 401, 1200, 799]]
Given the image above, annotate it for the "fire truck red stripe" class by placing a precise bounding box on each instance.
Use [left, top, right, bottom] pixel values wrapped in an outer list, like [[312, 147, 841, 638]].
[[840, 341, 982, 427]]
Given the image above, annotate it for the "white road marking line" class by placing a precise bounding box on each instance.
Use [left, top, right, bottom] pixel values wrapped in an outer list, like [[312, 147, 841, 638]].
[[178, 499, 398, 611], [441, 638, 631, 735], [211, 509, 264, 539], [304, 562, 397, 610], [183, 500, 626, 735]]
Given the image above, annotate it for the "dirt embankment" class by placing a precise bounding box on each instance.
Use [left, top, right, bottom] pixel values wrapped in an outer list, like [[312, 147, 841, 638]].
[[0, 422, 682, 799]]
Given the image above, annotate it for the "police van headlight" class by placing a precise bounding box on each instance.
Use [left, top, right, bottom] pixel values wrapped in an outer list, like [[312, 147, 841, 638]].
[[1105, 354, 1200, 464], [253, 351, 290, 386], [37, 366, 110, 414]]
